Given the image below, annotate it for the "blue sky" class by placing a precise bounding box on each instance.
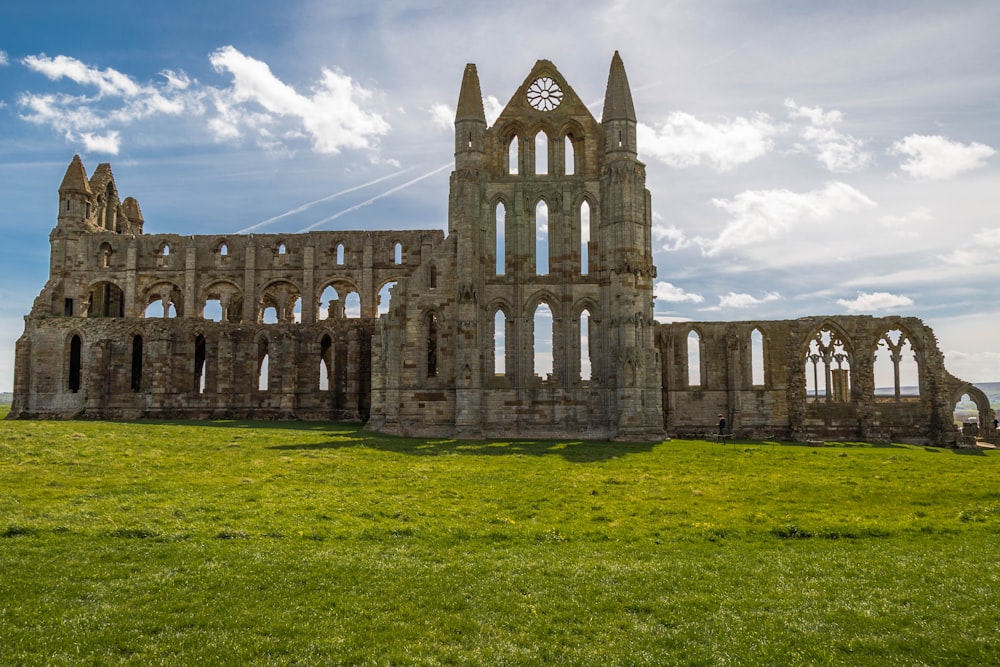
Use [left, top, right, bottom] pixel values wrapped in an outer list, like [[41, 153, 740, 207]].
[[1, 0, 998, 391]]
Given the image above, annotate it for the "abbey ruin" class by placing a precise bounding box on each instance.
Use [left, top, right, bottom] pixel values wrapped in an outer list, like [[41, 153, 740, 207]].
[[9, 54, 995, 446]]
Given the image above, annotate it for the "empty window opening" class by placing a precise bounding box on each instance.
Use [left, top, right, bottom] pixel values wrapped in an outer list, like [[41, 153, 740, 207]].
[[257, 340, 269, 391], [751, 328, 765, 386], [580, 201, 591, 275], [687, 330, 702, 386], [277, 243, 287, 255], [64, 298, 74, 316], [144, 298, 177, 318], [427, 313, 439, 378], [68, 335, 82, 393], [65, 199, 70, 212], [495, 202, 506, 275], [261, 306, 279, 324], [203, 299, 223, 322], [533, 303, 553, 381], [565, 137, 575, 175], [508, 136, 519, 175], [393, 242, 403, 265], [535, 200, 549, 275], [378, 282, 396, 316], [428, 265, 437, 289], [805, 328, 852, 402], [101, 243, 112, 268], [130, 335, 143, 392], [953, 393, 977, 428], [535, 131, 548, 175], [194, 335, 207, 394], [336, 243, 345, 265], [219, 243, 229, 256], [580, 309, 592, 381], [493, 309, 506, 377], [319, 335, 333, 391], [875, 329, 920, 398], [344, 291, 361, 318]]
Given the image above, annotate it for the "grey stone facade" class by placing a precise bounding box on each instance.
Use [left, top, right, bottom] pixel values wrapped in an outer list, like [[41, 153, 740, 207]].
[[9, 54, 995, 445]]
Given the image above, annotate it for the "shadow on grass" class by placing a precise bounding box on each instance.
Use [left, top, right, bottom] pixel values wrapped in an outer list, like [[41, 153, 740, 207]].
[[269, 430, 659, 463]]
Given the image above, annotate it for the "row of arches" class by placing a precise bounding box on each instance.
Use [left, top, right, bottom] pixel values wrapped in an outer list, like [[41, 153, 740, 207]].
[[492, 198, 593, 277], [506, 130, 580, 177], [684, 325, 921, 399]]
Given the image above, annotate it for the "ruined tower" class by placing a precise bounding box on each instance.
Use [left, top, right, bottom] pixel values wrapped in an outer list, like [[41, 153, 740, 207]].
[[368, 53, 665, 440]]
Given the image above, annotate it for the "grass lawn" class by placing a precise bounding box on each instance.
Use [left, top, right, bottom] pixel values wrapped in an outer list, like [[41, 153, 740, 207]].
[[1, 411, 998, 665]]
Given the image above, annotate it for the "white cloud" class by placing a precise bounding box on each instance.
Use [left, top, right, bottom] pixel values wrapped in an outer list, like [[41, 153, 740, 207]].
[[483, 95, 502, 125], [0, 50, 8, 66], [638, 111, 778, 171], [208, 46, 390, 156], [23, 54, 142, 96], [890, 134, 995, 181], [938, 227, 1000, 266], [703, 181, 876, 255], [652, 223, 691, 252], [80, 131, 121, 155], [836, 291, 914, 312], [654, 281, 704, 303], [430, 103, 453, 130], [702, 291, 781, 311], [785, 99, 871, 173]]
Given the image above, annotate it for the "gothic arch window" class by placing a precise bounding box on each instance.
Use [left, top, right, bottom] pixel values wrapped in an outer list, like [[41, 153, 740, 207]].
[[336, 243, 345, 265], [378, 282, 396, 316], [875, 328, 920, 398], [535, 200, 549, 275], [687, 330, 702, 387], [495, 201, 506, 275], [508, 135, 519, 175], [100, 242, 113, 268], [87, 282, 125, 318], [393, 242, 403, 265], [492, 308, 507, 377], [580, 200, 591, 275], [257, 338, 270, 391], [751, 327, 766, 386], [564, 135, 576, 176], [319, 285, 341, 321], [218, 242, 229, 256], [805, 327, 852, 402], [157, 243, 170, 267], [428, 264, 437, 289], [426, 312, 439, 379], [579, 308, 592, 381], [194, 334, 207, 394], [130, 335, 143, 392], [533, 302, 554, 381], [277, 242, 287, 255], [319, 334, 333, 391], [68, 334, 82, 393], [535, 130, 548, 175]]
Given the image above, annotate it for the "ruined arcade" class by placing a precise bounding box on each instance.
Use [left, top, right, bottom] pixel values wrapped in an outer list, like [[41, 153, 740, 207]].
[[9, 53, 993, 446]]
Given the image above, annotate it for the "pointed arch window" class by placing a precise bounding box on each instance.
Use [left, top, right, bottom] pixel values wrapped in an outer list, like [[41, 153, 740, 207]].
[[194, 334, 207, 394], [495, 202, 506, 275], [257, 338, 270, 391], [426, 312, 439, 379], [533, 303, 553, 381], [508, 136, 519, 175], [875, 329, 920, 398], [580, 308, 592, 381], [535, 200, 549, 275], [805, 328, 852, 402], [535, 130, 548, 175], [751, 328, 765, 386], [393, 242, 403, 265], [68, 334, 82, 393], [565, 136, 576, 175], [130, 335, 143, 392], [319, 334, 333, 391], [336, 243, 345, 265], [580, 201, 591, 275], [687, 330, 702, 387], [493, 309, 506, 377]]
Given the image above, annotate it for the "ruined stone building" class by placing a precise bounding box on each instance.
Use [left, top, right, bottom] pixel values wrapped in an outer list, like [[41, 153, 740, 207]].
[[9, 53, 994, 446]]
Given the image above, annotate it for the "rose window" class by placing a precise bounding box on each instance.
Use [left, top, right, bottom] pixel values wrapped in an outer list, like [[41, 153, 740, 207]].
[[526, 77, 563, 111]]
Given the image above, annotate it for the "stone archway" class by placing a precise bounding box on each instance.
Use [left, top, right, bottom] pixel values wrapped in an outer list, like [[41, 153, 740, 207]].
[[951, 384, 994, 442]]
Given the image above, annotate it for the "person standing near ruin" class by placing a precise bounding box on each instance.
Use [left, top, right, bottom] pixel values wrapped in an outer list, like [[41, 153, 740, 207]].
[[718, 414, 726, 437]]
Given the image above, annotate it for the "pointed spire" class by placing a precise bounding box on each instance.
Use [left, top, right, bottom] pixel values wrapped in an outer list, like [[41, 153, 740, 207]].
[[601, 51, 636, 123], [455, 64, 486, 123], [59, 155, 92, 195]]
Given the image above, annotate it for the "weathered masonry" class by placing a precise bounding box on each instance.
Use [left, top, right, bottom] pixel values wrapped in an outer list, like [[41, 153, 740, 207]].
[[10, 53, 995, 445]]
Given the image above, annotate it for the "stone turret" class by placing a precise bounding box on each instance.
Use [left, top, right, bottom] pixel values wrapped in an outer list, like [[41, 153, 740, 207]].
[[601, 51, 638, 158], [454, 64, 487, 172], [57, 155, 95, 227]]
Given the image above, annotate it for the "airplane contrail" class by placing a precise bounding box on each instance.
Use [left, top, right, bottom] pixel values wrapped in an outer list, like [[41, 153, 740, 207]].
[[297, 162, 453, 233], [235, 167, 415, 234]]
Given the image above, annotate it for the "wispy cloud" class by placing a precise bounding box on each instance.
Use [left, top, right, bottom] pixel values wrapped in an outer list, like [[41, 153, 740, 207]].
[[837, 291, 914, 312], [890, 134, 995, 181], [938, 227, 1000, 267], [638, 111, 778, 171], [701, 291, 781, 311], [702, 181, 876, 255], [0, 50, 9, 66], [654, 281, 704, 303], [785, 98, 871, 173]]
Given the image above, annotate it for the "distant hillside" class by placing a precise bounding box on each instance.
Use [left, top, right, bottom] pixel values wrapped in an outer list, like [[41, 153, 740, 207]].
[[954, 382, 1000, 422], [0, 392, 11, 406]]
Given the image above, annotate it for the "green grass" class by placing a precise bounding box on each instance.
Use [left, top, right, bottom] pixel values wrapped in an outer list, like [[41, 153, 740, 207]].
[[1, 411, 998, 665]]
